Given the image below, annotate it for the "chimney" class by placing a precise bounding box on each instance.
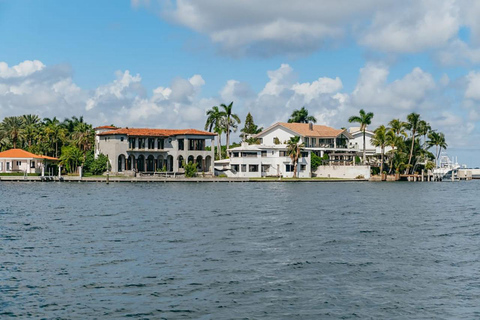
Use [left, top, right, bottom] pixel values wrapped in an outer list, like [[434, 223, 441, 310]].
[[309, 122, 313, 131]]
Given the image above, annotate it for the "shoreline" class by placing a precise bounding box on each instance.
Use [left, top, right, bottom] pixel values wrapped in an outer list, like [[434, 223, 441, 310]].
[[0, 176, 367, 183]]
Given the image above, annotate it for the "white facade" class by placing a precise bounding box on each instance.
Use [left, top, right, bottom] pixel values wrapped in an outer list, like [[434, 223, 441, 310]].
[[216, 143, 311, 178], [349, 127, 392, 156]]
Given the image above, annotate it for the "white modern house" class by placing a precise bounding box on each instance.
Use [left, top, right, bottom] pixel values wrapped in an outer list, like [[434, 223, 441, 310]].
[[95, 126, 216, 175], [215, 122, 368, 178], [348, 127, 392, 157]]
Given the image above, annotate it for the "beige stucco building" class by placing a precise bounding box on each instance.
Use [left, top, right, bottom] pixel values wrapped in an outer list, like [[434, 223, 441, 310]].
[[0, 149, 58, 175], [95, 126, 216, 175]]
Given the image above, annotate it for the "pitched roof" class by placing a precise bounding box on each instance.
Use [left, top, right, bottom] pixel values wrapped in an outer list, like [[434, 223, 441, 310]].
[[259, 122, 348, 138], [94, 125, 117, 130], [97, 128, 216, 137], [0, 149, 59, 160]]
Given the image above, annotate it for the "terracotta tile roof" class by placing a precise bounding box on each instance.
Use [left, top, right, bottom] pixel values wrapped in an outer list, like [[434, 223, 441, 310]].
[[0, 148, 59, 160], [98, 128, 216, 137], [275, 122, 345, 138], [94, 125, 117, 130]]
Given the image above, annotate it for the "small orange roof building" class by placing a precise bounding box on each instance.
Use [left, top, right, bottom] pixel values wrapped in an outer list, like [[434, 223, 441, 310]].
[[0, 149, 58, 174]]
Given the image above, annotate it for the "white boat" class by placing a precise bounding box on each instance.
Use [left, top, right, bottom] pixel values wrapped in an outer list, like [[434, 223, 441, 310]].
[[432, 154, 462, 181]]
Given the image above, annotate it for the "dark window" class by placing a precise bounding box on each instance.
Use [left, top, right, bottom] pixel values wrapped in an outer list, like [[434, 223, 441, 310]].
[[138, 138, 145, 149], [30, 161, 35, 169], [261, 151, 267, 157], [249, 165, 258, 172], [285, 164, 294, 172], [120, 137, 124, 142], [231, 164, 239, 172], [189, 139, 205, 151], [261, 165, 269, 172], [157, 139, 164, 149], [280, 151, 287, 157], [241, 164, 247, 172], [300, 164, 306, 171], [178, 139, 184, 150], [129, 138, 136, 149], [148, 138, 155, 149], [233, 152, 239, 157], [301, 152, 308, 158]]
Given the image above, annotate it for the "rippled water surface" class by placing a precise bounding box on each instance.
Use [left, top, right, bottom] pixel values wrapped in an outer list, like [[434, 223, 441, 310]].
[[1, 181, 480, 319]]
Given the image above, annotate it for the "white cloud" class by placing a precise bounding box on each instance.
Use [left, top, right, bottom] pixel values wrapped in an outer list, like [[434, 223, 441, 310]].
[[0, 60, 45, 78], [465, 71, 480, 100]]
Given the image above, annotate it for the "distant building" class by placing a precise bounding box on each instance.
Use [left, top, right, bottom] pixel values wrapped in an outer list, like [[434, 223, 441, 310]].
[[0, 149, 58, 174], [94, 126, 216, 175]]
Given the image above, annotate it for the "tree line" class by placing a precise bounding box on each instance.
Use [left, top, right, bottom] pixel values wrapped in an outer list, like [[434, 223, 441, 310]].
[[0, 115, 107, 175]]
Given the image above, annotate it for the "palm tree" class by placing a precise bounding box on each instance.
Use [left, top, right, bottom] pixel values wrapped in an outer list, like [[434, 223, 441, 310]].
[[72, 122, 94, 155], [1, 116, 24, 148], [427, 131, 447, 167], [417, 120, 431, 149], [371, 125, 387, 177], [220, 102, 241, 155], [388, 119, 408, 138], [385, 128, 403, 174], [287, 136, 304, 178], [405, 113, 421, 173], [288, 107, 317, 123], [205, 106, 225, 160], [44, 119, 66, 158], [348, 109, 374, 164]]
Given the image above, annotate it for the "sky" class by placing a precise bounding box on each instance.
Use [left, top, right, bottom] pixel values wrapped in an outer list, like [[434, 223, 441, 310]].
[[2, 0, 480, 165]]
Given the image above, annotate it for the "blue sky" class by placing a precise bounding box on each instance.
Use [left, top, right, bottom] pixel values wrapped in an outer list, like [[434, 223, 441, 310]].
[[2, 0, 480, 165]]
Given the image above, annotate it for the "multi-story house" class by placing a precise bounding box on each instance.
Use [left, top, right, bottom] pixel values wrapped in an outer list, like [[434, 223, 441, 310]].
[[95, 126, 216, 175], [217, 122, 359, 178]]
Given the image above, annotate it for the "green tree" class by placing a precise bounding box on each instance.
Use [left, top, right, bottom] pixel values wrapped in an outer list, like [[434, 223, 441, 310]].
[[287, 136, 304, 178], [348, 109, 374, 164], [220, 102, 241, 155], [371, 125, 387, 176], [240, 112, 263, 142], [427, 131, 447, 167], [59, 145, 84, 173], [311, 152, 322, 172], [405, 113, 421, 173], [183, 161, 197, 178], [72, 122, 94, 155], [205, 105, 225, 160], [44, 118, 67, 158], [1, 116, 24, 148], [388, 119, 408, 138], [288, 106, 317, 123]]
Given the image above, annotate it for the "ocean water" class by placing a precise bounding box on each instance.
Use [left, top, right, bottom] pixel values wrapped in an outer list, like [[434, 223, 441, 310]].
[[1, 181, 480, 319]]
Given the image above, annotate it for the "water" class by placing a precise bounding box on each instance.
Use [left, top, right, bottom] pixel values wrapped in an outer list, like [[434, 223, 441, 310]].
[[1, 181, 480, 319]]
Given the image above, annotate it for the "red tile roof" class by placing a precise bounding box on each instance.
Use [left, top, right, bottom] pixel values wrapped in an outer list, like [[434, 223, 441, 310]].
[[94, 125, 117, 130], [258, 122, 348, 138], [97, 128, 216, 137], [0, 149, 59, 160]]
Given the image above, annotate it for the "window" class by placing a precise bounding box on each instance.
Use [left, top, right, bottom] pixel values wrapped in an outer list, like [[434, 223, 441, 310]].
[[232, 152, 239, 157], [16, 161, 21, 166], [148, 138, 155, 149], [120, 137, 124, 142], [311, 138, 316, 147], [0, 162, 3, 171], [305, 137, 309, 147], [157, 139, 164, 149], [241, 152, 257, 158], [301, 152, 309, 158], [178, 139, 184, 150], [285, 164, 294, 172], [261, 164, 269, 172], [129, 138, 136, 149], [271, 151, 275, 155], [280, 151, 287, 157], [6, 162, 10, 171], [189, 139, 205, 151], [231, 164, 239, 172], [241, 164, 247, 172], [30, 161, 35, 169], [249, 165, 259, 172], [261, 151, 267, 157], [138, 138, 145, 149], [300, 164, 306, 171]]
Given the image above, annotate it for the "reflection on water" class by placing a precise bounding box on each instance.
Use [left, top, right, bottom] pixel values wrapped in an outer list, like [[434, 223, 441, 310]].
[[1, 181, 480, 319]]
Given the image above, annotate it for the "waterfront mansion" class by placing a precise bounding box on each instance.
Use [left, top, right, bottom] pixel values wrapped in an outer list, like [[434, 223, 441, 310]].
[[95, 126, 216, 175], [215, 122, 360, 178]]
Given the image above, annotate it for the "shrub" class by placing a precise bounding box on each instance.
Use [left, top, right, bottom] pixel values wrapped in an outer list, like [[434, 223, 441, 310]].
[[184, 161, 197, 178], [355, 175, 365, 179], [311, 152, 322, 171]]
